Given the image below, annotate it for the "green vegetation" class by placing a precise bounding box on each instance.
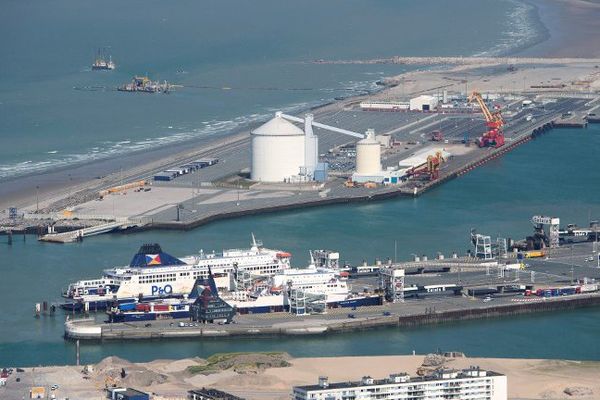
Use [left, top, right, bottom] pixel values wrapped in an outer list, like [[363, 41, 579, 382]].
[[186, 352, 290, 375]]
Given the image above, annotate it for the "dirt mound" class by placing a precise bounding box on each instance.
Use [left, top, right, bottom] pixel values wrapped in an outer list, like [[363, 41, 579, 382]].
[[95, 356, 136, 373], [564, 386, 594, 397], [94, 356, 169, 387], [422, 354, 445, 367], [187, 352, 291, 375]]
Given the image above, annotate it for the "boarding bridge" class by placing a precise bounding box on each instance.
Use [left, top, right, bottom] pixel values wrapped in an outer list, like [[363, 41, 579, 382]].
[[39, 218, 147, 243], [288, 289, 326, 315]]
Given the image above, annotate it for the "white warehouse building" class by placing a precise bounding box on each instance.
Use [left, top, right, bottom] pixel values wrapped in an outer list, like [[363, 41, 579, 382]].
[[410, 95, 439, 111], [251, 112, 306, 182], [293, 368, 507, 400]]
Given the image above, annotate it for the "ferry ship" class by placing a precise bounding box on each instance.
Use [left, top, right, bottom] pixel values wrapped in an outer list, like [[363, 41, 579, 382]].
[[223, 264, 381, 314], [106, 264, 381, 321], [107, 297, 193, 323], [92, 49, 115, 70], [61, 235, 291, 311], [106, 276, 208, 323], [559, 223, 599, 244]]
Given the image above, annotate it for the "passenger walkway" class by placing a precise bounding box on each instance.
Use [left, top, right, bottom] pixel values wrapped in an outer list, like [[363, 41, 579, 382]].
[[38, 218, 147, 243]]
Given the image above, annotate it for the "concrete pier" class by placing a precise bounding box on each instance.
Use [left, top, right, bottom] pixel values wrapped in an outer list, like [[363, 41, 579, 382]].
[[4, 93, 598, 239], [64, 292, 600, 341]]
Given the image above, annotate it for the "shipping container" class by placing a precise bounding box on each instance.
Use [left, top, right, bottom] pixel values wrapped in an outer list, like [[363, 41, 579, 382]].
[[153, 172, 174, 181], [525, 251, 545, 258], [119, 303, 137, 311]]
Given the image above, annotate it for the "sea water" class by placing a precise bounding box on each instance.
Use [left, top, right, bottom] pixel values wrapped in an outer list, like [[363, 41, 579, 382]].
[[2, 0, 586, 367], [1, 125, 600, 366], [0, 0, 542, 179]]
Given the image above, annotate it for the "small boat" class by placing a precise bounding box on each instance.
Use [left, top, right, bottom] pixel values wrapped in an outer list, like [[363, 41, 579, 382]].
[[92, 48, 115, 71], [118, 76, 171, 93]]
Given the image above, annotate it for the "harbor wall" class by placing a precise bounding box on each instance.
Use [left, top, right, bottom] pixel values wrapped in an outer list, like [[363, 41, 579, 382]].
[[65, 294, 600, 341], [392, 295, 600, 328], [147, 120, 557, 231]]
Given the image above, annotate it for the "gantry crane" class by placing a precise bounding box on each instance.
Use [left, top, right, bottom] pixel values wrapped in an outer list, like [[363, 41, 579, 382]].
[[468, 91, 505, 148]]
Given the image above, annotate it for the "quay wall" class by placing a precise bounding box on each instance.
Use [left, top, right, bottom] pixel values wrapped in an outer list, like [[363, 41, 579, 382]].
[[148, 120, 557, 231], [65, 294, 600, 341], [396, 295, 600, 328]]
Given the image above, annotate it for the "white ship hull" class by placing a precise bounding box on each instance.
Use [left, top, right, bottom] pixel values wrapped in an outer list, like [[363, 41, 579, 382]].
[[62, 237, 291, 308]]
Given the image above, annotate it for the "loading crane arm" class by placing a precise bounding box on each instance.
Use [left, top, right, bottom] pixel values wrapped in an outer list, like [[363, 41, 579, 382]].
[[467, 91, 505, 148]]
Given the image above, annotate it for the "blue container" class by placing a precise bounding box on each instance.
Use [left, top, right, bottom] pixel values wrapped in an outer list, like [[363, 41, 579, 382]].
[[119, 303, 137, 311]]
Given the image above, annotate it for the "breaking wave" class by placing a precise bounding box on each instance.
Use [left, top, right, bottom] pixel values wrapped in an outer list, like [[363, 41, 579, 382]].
[[473, 0, 549, 57], [0, 73, 386, 181], [0, 99, 331, 180]]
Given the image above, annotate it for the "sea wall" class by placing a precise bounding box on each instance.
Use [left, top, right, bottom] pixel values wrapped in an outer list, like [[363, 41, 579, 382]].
[[65, 294, 600, 341]]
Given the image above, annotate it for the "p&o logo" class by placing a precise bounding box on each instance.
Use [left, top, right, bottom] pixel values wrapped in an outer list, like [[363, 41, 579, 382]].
[[151, 284, 173, 296]]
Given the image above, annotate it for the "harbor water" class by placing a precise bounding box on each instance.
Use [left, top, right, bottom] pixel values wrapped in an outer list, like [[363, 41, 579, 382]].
[[1, 125, 600, 366]]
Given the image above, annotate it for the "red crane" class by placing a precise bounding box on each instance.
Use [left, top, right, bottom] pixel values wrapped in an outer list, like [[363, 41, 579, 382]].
[[468, 91, 505, 148], [406, 151, 445, 181]]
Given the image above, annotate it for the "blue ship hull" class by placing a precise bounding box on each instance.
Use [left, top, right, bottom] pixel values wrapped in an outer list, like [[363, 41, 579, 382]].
[[61, 295, 184, 312], [336, 296, 382, 308], [109, 309, 190, 323]]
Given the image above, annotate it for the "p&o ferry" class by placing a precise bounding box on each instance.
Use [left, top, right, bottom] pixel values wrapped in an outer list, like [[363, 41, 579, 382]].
[[61, 235, 291, 311]]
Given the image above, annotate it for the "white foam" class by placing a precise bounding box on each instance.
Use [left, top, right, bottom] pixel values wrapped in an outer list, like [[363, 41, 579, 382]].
[[0, 85, 383, 180], [472, 0, 544, 57]]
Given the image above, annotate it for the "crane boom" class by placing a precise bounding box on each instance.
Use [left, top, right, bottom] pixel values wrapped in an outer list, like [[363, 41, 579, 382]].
[[468, 92, 495, 122], [467, 91, 505, 148]]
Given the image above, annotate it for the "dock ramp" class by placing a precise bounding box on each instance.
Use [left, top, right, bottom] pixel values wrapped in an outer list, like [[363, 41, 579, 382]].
[[39, 218, 146, 243]]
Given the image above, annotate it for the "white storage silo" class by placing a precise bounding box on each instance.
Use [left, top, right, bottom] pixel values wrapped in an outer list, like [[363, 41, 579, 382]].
[[251, 112, 306, 182], [355, 129, 381, 175]]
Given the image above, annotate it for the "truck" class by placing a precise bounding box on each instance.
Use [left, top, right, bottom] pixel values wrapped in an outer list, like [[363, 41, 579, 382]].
[[524, 251, 545, 258], [430, 130, 443, 141]]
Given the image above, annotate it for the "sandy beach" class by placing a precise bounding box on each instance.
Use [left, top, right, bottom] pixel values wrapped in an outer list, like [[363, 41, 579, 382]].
[[4, 354, 600, 400], [520, 0, 600, 57]]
